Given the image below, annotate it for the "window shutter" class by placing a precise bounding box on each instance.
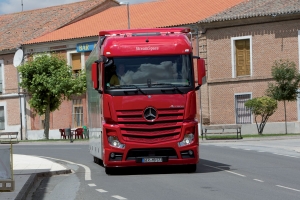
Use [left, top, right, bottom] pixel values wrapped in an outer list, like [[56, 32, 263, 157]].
[[72, 53, 81, 70], [235, 40, 250, 76]]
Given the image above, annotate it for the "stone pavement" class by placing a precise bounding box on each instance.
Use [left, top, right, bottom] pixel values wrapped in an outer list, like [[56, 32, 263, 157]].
[[0, 154, 71, 200]]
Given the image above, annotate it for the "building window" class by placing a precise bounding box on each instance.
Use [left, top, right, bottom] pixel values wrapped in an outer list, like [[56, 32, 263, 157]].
[[235, 94, 252, 124], [67, 51, 84, 74], [72, 99, 83, 128], [231, 36, 252, 78], [0, 62, 3, 93], [0, 106, 5, 130]]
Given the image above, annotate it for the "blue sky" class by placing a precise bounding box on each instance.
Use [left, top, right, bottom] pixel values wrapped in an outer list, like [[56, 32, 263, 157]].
[[0, 0, 152, 15]]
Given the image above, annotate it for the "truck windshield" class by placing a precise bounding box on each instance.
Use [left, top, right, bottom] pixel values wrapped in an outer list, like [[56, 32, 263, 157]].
[[105, 54, 193, 89]]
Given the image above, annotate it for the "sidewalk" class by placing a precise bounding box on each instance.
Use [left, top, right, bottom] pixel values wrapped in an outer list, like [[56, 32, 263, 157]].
[[200, 135, 300, 153], [0, 154, 71, 200]]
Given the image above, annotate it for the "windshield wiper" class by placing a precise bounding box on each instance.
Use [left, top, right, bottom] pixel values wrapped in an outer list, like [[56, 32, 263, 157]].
[[152, 83, 183, 94], [120, 84, 146, 95]]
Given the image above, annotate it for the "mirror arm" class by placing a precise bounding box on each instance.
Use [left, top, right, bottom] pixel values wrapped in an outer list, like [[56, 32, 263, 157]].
[[195, 85, 200, 91]]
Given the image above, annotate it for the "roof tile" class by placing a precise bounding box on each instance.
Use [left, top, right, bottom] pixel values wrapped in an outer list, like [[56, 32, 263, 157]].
[[25, 0, 244, 44], [0, 0, 119, 51], [199, 0, 300, 23]]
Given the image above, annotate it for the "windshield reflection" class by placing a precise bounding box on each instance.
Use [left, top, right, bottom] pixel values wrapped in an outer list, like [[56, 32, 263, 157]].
[[105, 55, 192, 89]]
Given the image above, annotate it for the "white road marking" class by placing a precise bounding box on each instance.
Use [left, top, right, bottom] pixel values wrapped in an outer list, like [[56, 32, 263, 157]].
[[77, 163, 92, 180], [253, 179, 264, 182], [272, 153, 299, 158], [96, 189, 108, 193], [38, 156, 92, 181], [204, 164, 246, 177], [112, 195, 127, 200], [88, 183, 96, 187], [276, 185, 300, 192]]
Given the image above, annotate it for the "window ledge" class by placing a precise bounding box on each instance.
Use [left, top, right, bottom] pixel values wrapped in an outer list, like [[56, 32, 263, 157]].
[[207, 76, 273, 84]]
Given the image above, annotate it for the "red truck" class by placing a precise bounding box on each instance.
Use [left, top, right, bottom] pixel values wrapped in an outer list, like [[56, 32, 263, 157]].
[[86, 27, 205, 174]]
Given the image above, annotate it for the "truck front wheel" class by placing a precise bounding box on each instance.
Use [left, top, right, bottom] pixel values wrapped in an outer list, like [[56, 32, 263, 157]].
[[105, 167, 114, 175], [185, 164, 197, 173]]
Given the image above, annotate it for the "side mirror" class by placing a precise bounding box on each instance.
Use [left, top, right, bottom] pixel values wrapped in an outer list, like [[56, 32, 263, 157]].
[[197, 58, 206, 85], [91, 62, 104, 93], [91, 62, 99, 89]]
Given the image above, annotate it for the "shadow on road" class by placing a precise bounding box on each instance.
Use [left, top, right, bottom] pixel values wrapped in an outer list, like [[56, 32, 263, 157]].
[[101, 159, 229, 176]]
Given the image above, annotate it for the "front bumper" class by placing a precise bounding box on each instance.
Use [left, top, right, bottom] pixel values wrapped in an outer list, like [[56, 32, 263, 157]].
[[103, 142, 199, 167]]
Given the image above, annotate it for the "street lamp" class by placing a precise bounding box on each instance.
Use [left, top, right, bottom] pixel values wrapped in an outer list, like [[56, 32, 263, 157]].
[[120, 1, 130, 29]]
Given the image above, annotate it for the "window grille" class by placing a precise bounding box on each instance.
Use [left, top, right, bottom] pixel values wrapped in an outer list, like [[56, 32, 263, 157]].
[[235, 94, 251, 124]]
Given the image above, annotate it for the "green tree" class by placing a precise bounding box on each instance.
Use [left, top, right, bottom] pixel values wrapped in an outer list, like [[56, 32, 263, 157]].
[[18, 53, 86, 139], [245, 96, 277, 135], [266, 59, 300, 134]]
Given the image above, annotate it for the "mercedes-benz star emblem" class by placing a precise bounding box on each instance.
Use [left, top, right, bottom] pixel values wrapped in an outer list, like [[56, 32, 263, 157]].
[[144, 107, 157, 122]]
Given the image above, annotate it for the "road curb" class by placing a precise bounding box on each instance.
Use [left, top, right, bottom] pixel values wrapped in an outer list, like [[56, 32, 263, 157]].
[[14, 169, 72, 200]]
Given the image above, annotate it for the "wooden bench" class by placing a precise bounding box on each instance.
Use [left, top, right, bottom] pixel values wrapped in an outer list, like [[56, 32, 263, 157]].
[[202, 125, 242, 140], [0, 132, 19, 144]]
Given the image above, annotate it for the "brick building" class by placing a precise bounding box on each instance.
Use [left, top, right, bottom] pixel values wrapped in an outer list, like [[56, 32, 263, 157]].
[[198, 0, 300, 134], [22, 0, 244, 139], [0, 0, 120, 139]]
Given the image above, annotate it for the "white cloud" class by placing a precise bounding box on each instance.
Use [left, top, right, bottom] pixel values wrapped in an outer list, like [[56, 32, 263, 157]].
[[0, 0, 153, 15]]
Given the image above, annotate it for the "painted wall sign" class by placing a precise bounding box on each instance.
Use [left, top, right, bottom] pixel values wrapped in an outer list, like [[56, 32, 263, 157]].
[[76, 41, 97, 52]]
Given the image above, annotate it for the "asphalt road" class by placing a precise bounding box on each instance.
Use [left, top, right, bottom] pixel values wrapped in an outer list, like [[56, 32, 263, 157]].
[[13, 139, 300, 200]]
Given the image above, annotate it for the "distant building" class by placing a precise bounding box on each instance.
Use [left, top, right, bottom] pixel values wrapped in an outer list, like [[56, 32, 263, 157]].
[[0, 0, 119, 139], [198, 0, 300, 133], [22, 0, 244, 139]]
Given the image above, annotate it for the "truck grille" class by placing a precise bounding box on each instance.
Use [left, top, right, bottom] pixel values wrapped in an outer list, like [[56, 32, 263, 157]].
[[117, 108, 184, 144]]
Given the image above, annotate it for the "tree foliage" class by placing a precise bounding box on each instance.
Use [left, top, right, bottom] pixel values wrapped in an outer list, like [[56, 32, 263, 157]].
[[266, 59, 300, 134], [245, 96, 277, 135], [18, 53, 86, 139]]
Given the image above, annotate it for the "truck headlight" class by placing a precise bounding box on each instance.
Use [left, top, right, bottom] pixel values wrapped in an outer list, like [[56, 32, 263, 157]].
[[108, 136, 125, 149], [178, 133, 194, 147]]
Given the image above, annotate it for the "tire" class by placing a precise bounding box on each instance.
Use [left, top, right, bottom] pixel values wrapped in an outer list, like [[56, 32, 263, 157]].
[[186, 164, 197, 173], [94, 156, 104, 166], [105, 167, 114, 175]]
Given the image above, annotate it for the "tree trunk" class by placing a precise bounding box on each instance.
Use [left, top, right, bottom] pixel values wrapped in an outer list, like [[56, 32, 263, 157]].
[[44, 103, 51, 139], [284, 100, 287, 134]]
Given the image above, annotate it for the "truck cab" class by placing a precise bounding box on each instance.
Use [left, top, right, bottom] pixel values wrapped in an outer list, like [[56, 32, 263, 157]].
[[86, 28, 205, 174]]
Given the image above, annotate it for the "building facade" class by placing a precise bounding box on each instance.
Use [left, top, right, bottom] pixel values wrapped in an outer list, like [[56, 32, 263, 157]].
[[21, 0, 243, 139], [0, 0, 119, 139], [198, 0, 300, 134]]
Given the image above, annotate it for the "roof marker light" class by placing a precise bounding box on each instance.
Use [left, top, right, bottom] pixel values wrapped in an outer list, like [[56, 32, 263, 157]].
[[185, 49, 189, 52], [106, 52, 111, 55]]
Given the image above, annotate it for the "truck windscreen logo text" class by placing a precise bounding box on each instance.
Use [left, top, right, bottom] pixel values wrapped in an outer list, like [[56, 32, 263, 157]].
[[136, 46, 159, 51]]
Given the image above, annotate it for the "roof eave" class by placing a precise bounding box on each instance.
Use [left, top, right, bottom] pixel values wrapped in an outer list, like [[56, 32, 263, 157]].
[[197, 13, 300, 29]]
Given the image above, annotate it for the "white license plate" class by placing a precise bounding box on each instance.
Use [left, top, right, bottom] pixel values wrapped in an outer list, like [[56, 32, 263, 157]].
[[142, 157, 163, 163]]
